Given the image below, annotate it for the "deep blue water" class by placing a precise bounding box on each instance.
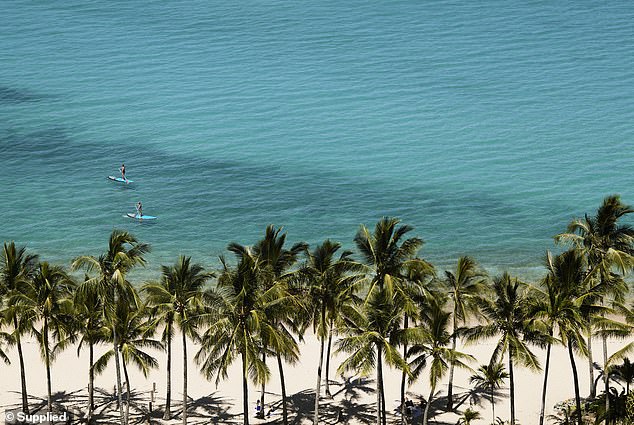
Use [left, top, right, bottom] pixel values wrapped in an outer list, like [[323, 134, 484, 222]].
[[1, 1, 633, 280]]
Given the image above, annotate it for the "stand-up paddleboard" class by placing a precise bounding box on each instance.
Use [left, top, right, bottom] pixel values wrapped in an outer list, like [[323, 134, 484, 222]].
[[126, 213, 157, 221], [108, 176, 134, 184]]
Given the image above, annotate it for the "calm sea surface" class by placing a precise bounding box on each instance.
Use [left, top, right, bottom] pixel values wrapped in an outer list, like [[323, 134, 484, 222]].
[[1, 1, 633, 281]]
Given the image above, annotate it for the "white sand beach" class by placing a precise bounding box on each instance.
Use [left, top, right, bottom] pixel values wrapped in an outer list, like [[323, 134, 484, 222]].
[[1, 330, 628, 424]]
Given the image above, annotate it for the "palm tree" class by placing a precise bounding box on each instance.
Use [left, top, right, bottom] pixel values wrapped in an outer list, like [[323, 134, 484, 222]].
[[555, 195, 634, 405], [72, 230, 149, 425], [612, 358, 634, 394], [11, 262, 75, 412], [252, 225, 306, 425], [337, 289, 409, 425], [354, 217, 428, 423], [444, 256, 486, 410], [143, 256, 213, 424], [531, 250, 592, 425], [464, 273, 546, 425], [74, 275, 107, 423], [303, 240, 362, 425], [457, 408, 482, 425], [408, 293, 473, 425], [1, 242, 38, 414], [195, 245, 272, 425], [94, 299, 161, 423], [469, 363, 508, 421]]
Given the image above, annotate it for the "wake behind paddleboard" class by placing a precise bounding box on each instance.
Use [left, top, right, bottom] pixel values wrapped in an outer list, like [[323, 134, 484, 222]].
[[108, 176, 134, 184], [126, 213, 157, 221]]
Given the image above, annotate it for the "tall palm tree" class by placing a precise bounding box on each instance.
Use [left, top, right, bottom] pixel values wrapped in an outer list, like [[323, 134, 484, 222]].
[[354, 217, 428, 423], [94, 299, 161, 423], [555, 195, 634, 406], [407, 293, 473, 425], [74, 275, 107, 423], [531, 250, 592, 425], [1, 242, 38, 414], [303, 240, 362, 425], [195, 245, 273, 425], [469, 363, 508, 421], [444, 256, 486, 410], [143, 256, 213, 424], [337, 289, 409, 425], [464, 273, 546, 425], [72, 230, 149, 425], [11, 262, 75, 412], [252, 225, 306, 425]]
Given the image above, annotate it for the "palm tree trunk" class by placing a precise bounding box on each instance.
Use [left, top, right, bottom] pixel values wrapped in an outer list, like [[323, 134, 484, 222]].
[[242, 350, 250, 425], [588, 331, 595, 398], [539, 340, 553, 425], [400, 314, 408, 423], [603, 335, 609, 417], [164, 322, 171, 420], [446, 314, 457, 411], [509, 352, 515, 425], [422, 385, 434, 425], [122, 357, 131, 425], [491, 388, 495, 422], [44, 316, 52, 412], [14, 316, 29, 414], [277, 353, 288, 425], [376, 344, 382, 425], [259, 351, 266, 418], [114, 332, 125, 425], [314, 308, 326, 425], [182, 330, 188, 425], [88, 341, 94, 423], [568, 342, 582, 425], [325, 320, 333, 398]]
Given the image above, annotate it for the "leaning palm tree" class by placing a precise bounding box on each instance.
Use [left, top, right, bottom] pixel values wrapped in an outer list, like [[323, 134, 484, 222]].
[[469, 363, 508, 421], [94, 299, 161, 423], [337, 288, 409, 425], [72, 230, 149, 425], [252, 225, 306, 425], [0, 242, 38, 414], [408, 293, 474, 425], [303, 240, 363, 425], [11, 262, 75, 412], [531, 250, 593, 425], [195, 245, 272, 425], [464, 273, 546, 425], [555, 195, 634, 405], [444, 256, 486, 410], [143, 256, 213, 424]]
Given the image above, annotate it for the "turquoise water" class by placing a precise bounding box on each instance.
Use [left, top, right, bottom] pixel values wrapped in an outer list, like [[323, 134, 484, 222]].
[[1, 1, 633, 281]]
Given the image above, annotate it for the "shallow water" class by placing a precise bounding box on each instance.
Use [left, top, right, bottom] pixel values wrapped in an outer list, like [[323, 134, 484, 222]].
[[1, 1, 633, 281]]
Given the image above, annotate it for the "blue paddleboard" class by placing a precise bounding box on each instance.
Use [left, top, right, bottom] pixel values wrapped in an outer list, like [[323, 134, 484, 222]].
[[126, 213, 157, 221], [108, 176, 134, 184]]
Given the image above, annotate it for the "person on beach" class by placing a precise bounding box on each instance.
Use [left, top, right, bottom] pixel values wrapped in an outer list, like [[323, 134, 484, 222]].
[[255, 400, 262, 417], [120, 163, 127, 182], [136, 201, 143, 218]]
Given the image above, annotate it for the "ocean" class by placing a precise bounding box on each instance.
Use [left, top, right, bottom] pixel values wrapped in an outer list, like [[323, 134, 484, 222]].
[[1, 1, 633, 282]]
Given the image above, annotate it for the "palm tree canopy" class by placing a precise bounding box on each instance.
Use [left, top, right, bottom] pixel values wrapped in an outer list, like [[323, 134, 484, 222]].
[[354, 217, 428, 301], [555, 194, 634, 277], [143, 255, 214, 339], [464, 273, 546, 371]]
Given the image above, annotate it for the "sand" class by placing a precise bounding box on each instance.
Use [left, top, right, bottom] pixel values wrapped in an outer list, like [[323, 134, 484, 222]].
[[0, 330, 630, 424]]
